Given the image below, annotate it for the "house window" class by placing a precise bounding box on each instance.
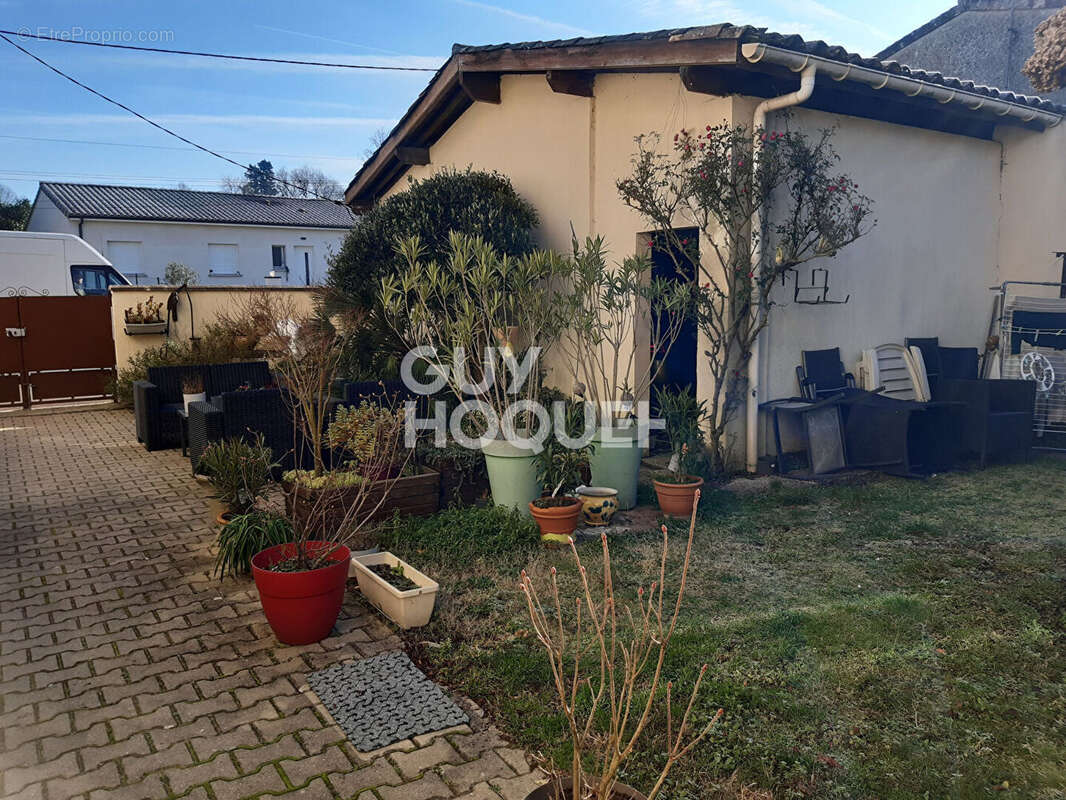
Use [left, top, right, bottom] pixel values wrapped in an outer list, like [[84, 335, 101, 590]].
[[208, 243, 240, 277], [271, 245, 286, 268]]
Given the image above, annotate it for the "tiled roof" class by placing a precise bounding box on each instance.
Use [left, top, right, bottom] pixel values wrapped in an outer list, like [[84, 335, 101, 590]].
[[452, 23, 1066, 114], [874, 6, 963, 60], [39, 182, 356, 228]]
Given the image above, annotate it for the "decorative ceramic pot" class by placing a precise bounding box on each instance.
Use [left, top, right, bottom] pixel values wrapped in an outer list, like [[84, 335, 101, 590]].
[[529, 497, 583, 545], [575, 486, 619, 527], [652, 476, 704, 518]]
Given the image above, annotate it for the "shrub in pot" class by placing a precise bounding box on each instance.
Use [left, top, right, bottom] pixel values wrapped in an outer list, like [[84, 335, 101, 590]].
[[554, 236, 693, 510], [651, 387, 707, 518], [197, 433, 276, 524], [519, 491, 722, 799], [247, 296, 415, 645], [381, 233, 571, 511], [530, 399, 591, 544]]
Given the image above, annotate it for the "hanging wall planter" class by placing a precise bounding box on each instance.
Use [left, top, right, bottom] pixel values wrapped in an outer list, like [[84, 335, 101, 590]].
[[124, 321, 167, 335]]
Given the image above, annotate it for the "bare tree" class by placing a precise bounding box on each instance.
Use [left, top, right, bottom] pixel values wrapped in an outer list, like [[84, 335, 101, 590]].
[[274, 166, 343, 200]]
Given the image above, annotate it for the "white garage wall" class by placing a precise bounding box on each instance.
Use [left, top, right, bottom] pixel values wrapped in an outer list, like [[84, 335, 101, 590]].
[[77, 220, 345, 286]]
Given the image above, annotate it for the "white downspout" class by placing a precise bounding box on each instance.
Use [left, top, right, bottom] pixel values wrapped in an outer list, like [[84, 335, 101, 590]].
[[745, 62, 817, 473]]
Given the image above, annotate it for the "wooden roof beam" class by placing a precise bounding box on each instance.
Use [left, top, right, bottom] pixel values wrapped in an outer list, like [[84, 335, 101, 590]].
[[460, 72, 501, 103], [546, 70, 595, 97]]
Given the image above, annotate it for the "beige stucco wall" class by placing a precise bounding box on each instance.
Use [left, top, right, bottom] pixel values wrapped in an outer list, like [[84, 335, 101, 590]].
[[110, 286, 317, 369], [997, 123, 1066, 291]]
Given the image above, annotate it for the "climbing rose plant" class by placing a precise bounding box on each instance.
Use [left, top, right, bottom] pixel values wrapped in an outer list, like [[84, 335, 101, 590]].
[[617, 122, 875, 473]]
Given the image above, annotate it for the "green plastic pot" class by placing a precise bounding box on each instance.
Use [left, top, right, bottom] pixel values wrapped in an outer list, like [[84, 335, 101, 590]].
[[482, 439, 541, 512], [588, 423, 643, 510]]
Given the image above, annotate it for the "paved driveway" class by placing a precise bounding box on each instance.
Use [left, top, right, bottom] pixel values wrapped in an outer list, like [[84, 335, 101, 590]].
[[0, 410, 541, 800]]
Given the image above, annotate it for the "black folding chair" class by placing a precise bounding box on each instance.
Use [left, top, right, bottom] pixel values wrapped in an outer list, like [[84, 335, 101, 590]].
[[796, 348, 856, 401]]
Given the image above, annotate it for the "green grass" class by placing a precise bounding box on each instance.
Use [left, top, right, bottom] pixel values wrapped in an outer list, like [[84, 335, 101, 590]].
[[395, 461, 1066, 799]]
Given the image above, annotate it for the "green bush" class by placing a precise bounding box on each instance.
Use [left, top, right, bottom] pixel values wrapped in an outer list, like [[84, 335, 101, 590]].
[[325, 169, 539, 380], [113, 322, 261, 406], [215, 510, 293, 578], [327, 168, 539, 308]]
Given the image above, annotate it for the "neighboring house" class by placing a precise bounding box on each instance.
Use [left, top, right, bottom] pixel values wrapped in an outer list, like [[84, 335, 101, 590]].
[[878, 0, 1066, 106], [346, 23, 1066, 469], [26, 182, 354, 286]]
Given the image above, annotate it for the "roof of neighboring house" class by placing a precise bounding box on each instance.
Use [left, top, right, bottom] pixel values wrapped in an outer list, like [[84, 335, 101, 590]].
[[347, 23, 1066, 206], [874, 1, 1066, 106], [37, 182, 355, 228], [875, 6, 964, 60]]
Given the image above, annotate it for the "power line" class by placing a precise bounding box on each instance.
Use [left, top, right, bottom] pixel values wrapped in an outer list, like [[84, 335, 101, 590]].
[[0, 133, 362, 162], [0, 33, 347, 204], [0, 28, 438, 71]]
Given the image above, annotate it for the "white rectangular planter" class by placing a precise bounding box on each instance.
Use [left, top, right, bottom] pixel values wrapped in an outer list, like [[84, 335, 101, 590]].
[[350, 552, 439, 629]]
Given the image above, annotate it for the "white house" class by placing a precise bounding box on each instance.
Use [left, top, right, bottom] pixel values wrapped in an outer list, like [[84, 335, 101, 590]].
[[26, 182, 355, 286]]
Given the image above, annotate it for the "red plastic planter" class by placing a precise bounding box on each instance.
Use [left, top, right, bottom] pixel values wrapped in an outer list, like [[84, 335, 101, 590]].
[[251, 541, 351, 645]]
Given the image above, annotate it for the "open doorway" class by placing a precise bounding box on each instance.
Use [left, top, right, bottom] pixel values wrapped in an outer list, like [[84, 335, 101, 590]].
[[648, 227, 699, 413]]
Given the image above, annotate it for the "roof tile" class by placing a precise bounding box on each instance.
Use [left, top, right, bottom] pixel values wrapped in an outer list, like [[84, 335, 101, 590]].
[[39, 183, 355, 228]]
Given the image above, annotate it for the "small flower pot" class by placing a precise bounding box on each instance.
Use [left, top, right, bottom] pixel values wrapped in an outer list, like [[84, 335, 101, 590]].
[[652, 476, 704, 519], [351, 551, 439, 629], [251, 541, 351, 645], [183, 391, 206, 414], [529, 496, 583, 545], [524, 778, 647, 800], [575, 486, 619, 527]]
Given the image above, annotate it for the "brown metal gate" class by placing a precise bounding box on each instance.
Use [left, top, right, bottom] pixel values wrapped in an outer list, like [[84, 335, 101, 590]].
[[0, 293, 115, 408]]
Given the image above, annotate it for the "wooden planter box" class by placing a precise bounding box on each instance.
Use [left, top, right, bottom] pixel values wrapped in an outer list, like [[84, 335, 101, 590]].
[[285, 468, 441, 542]]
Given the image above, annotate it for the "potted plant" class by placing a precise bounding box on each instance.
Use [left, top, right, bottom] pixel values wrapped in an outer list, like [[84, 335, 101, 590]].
[[285, 399, 437, 536], [123, 297, 167, 335], [249, 296, 415, 645], [555, 236, 692, 510], [652, 387, 706, 518], [530, 399, 591, 544], [182, 372, 206, 414], [519, 491, 722, 799], [197, 432, 276, 525], [215, 510, 292, 578], [350, 551, 439, 629], [381, 234, 571, 511]]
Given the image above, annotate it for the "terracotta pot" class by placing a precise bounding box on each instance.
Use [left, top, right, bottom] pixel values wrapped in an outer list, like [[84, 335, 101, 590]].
[[251, 541, 351, 645], [216, 510, 235, 526], [528, 497, 583, 545], [652, 476, 704, 519], [524, 778, 647, 800]]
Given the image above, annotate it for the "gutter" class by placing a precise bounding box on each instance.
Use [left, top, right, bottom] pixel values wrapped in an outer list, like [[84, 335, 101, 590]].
[[745, 63, 817, 474], [742, 43, 1063, 129]]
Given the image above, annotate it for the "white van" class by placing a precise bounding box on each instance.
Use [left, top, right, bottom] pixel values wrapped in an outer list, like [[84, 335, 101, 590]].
[[0, 231, 131, 296]]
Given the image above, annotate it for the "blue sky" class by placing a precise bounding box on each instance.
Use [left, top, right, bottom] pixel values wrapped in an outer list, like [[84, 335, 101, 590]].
[[0, 0, 952, 200]]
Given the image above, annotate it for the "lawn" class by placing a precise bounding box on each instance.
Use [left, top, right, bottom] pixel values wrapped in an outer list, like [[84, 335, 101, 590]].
[[379, 461, 1066, 799]]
